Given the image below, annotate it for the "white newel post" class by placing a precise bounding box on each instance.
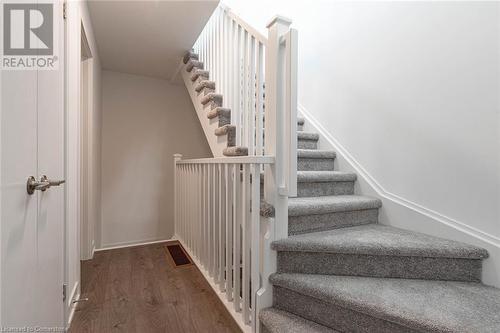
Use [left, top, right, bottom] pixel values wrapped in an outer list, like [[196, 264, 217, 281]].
[[256, 15, 293, 333], [173, 153, 182, 240], [264, 14, 293, 243]]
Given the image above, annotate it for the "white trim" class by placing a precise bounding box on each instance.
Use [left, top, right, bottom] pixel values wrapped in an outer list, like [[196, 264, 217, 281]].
[[221, 5, 267, 46], [95, 238, 174, 252], [298, 103, 500, 248], [177, 238, 251, 333], [177, 155, 275, 165], [66, 282, 80, 329]]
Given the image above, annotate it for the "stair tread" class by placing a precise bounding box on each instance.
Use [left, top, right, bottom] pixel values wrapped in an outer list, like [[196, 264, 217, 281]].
[[298, 131, 319, 141], [297, 149, 335, 159], [223, 146, 248, 156], [297, 171, 356, 182], [195, 80, 215, 92], [260, 308, 338, 333], [270, 273, 500, 333], [272, 224, 488, 259], [288, 195, 381, 216]]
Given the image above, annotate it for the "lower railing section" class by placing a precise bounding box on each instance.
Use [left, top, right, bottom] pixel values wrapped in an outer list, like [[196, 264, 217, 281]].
[[174, 154, 275, 333]]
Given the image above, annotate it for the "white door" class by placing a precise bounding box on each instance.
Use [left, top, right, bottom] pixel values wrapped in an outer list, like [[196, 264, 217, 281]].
[[1, 1, 65, 329]]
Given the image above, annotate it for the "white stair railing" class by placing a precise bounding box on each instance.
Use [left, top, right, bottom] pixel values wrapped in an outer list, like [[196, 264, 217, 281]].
[[174, 155, 274, 332], [175, 5, 297, 333], [193, 5, 267, 155]]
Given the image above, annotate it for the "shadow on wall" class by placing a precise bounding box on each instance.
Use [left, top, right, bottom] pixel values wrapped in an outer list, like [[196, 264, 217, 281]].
[[100, 70, 212, 249]]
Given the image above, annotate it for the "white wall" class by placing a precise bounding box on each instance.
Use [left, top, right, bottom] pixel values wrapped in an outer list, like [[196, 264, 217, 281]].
[[100, 71, 211, 249], [224, 1, 500, 286], [65, 0, 102, 325]]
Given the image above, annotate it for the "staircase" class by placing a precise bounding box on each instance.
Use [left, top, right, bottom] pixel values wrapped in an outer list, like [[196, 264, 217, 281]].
[[182, 51, 249, 157], [259, 118, 500, 332], [176, 5, 500, 333]]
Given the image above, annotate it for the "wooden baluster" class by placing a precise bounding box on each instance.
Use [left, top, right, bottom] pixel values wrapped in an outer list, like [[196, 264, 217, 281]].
[[232, 163, 241, 312], [225, 164, 233, 301]]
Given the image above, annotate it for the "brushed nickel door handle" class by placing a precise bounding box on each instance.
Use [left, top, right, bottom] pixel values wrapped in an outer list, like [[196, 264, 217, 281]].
[[40, 175, 65, 188], [26, 176, 50, 195], [26, 175, 66, 195]]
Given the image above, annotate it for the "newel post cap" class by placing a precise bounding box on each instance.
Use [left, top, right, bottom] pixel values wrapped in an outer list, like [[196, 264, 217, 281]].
[[174, 153, 183, 161], [266, 15, 293, 29]]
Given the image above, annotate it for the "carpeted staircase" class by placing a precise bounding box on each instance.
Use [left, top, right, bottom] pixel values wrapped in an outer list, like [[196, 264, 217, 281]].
[[183, 51, 249, 157], [259, 120, 500, 333], [183, 51, 500, 333]]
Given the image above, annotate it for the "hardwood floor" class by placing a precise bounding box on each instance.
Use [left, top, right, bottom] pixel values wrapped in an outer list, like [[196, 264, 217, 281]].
[[69, 242, 241, 333]]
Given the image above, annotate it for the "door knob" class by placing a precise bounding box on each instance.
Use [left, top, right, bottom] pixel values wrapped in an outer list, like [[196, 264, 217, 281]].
[[26, 176, 50, 194], [40, 175, 65, 188], [26, 175, 65, 195]]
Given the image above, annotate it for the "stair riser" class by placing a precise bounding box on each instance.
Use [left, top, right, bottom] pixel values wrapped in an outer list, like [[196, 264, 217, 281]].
[[298, 139, 318, 149], [277, 252, 482, 282], [298, 158, 334, 171], [273, 287, 419, 333], [207, 111, 230, 127], [289, 209, 378, 235], [215, 126, 236, 147], [260, 326, 272, 333], [297, 181, 354, 197], [217, 115, 230, 127]]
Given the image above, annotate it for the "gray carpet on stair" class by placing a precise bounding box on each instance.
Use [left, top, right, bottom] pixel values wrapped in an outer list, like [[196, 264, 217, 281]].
[[298, 132, 319, 149], [272, 224, 488, 259], [261, 200, 276, 218], [297, 171, 357, 196], [297, 149, 335, 159], [297, 171, 356, 182], [289, 209, 379, 235], [260, 308, 338, 333], [274, 285, 419, 333], [288, 195, 382, 216], [195, 80, 215, 92], [298, 180, 355, 197], [297, 149, 336, 171], [277, 251, 483, 281], [223, 146, 248, 156], [183, 50, 198, 63], [298, 131, 319, 141], [271, 273, 500, 333], [273, 224, 487, 281], [190, 69, 209, 81]]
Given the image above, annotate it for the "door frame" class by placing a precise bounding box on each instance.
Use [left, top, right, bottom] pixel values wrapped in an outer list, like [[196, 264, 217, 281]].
[[63, 3, 85, 326], [80, 25, 94, 261]]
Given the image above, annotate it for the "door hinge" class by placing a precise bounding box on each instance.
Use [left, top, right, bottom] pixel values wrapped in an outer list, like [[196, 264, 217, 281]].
[[63, 284, 67, 302], [63, 2, 67, 20]]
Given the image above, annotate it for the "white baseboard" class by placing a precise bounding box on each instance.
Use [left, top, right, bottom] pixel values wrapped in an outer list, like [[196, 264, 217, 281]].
[[298, 103, 500, 287], [95, 238, 174, 252]]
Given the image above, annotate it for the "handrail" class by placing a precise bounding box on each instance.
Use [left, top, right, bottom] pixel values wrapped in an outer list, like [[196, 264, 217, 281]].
[[221, 5, 268, 46], [192, 5, 267, 154], [176, 155, 275, 165]]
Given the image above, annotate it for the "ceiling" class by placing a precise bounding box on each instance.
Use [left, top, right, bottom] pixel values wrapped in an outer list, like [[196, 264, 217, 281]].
[[87, 0, 218, 80]]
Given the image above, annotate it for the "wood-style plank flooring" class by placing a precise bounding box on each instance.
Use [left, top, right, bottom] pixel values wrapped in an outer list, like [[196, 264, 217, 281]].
[[69, 242, 241, 333]]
